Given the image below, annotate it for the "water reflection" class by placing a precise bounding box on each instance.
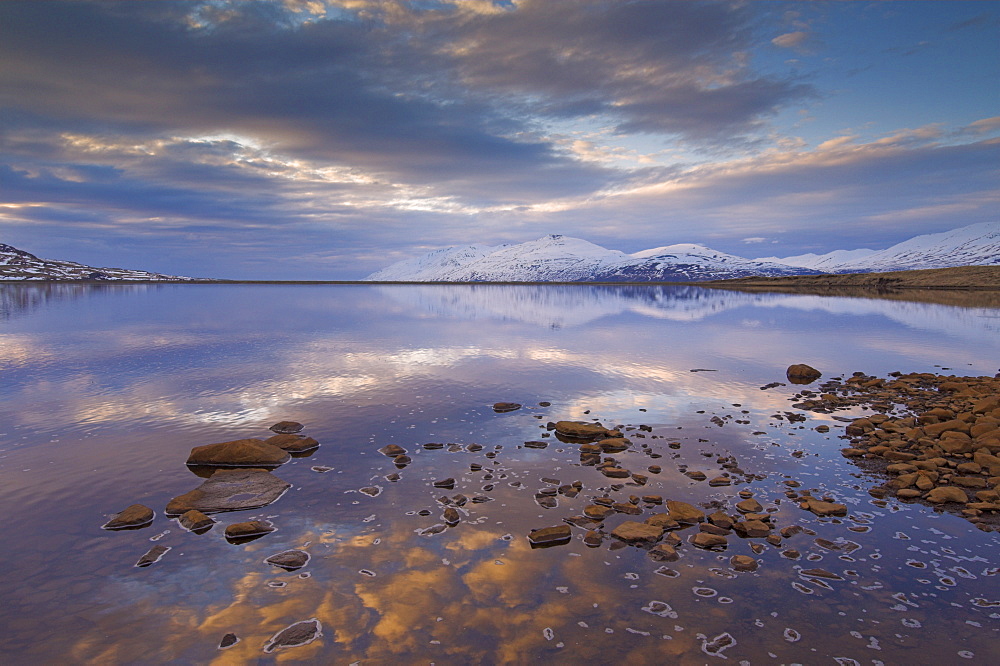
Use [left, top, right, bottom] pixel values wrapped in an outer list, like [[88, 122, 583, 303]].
[[0, 284, 997, 664]]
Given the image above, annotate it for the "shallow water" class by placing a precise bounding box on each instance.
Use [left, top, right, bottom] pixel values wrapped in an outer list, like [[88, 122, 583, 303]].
[[0, 283, 998, 664]]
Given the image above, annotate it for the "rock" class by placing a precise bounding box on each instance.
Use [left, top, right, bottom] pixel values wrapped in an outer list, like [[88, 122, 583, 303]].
[[644, 514, 680, 530], [264, 434, 319, 452], [735, 499, 763, 514], [102, 504, 154, 530], [178, 509, 214, 532], [685, 470, 707, 481], [600, 467, 631, 478], [554, 421, 613, 440], [263, 618, 322, 653], [443, 507, 460, 524], [165, 469, 291, 515], [801, 499, 848, 517], [611, 521, 663, 543], [527, 525, 572, 546], [493, 402, 522, 412], [218, 633, 239, 650], [419, 524, 447, 536], [186, 439, 290, 467], [732, 520, 770, 538], [730, 554, 758, 572], [690, 532, 728, 550], [648, 544, 679, 561], [925, 486, 968, 504], [523, 440, 548, 449], [896, 489, 922, 499], [224, 520, 275, 540], [666, 500, 705, 523], [699, 523, 730, 536], [393, 455, 412, 466], [599, 438, 629, 452], [786, 364, 821, 384], [359, 486, 381, 497], [432, 478, 455, 489], [708, 476, 731, 487], [135, 544, 170, 567], [612, 502, 643, 515], [584, 505, 614, 521], [265, 549, 310, 571], [269, 421, 304, 434]]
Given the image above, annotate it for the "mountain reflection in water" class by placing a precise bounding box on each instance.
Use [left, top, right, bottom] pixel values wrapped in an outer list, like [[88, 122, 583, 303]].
[[0, 283, 997, 664]]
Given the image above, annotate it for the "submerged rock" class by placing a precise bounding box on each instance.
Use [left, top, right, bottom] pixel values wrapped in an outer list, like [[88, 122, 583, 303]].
[[263, 618, 322, 653], [264, 433, 319, 453], [265, 549, 310, 571], [269, 421, 304, 434], [166, 469, 291, 515], [186, 439, 290, 467], [102, 504, 154, 530], [135, 544, 170, 567]]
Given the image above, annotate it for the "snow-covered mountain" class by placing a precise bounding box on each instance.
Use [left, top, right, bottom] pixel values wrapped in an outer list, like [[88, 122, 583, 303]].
[[365, 235, 820, 282], [0, 243, 196, 281], [759, 222, 999, 273]]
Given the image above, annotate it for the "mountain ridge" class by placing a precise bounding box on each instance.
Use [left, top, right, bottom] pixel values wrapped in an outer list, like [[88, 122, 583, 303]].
[[0, 243, 197, 281]]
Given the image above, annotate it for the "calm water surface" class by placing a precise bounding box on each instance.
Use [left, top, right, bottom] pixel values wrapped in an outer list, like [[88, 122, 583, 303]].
[[0, 284, 998, 664]]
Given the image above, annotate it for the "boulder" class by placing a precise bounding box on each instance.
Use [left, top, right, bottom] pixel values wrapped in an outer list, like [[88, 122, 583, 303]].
[[786, 364, 821, 384], [165, 468, 291, 515], [264, 434, 319, 453], [611, 521, 663, 543], [925, 486, 968, 504], [269, 421, 303, 434], [102, 504, 154, 530], [186, 439, 290, 467]]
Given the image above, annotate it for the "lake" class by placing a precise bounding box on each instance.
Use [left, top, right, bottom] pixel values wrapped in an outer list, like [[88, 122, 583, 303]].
[[0, 283, 997, 664]]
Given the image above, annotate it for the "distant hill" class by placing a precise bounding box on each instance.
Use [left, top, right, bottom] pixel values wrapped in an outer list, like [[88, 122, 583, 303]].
[[365, 234, 821, 282], [757, 221, 999, 273], [366, 222, 999, 282], [0, 243, 196, 281]]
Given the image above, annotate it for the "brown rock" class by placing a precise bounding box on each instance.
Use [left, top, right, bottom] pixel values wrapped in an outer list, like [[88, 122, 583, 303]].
[[102, 504, 154, 530], [666, 500, 705, 523], [186, 439, 290, 467], [492, 402, 521, 412], [269, 421, 303, 434], [611, 521, 663, 543], [265, 549, 310, 570], [179, 509, 214, 531], [801, 499, 848, 517], [264, 434, 319, 453], [690, 532, 728, 550], [583, 530, 603, 547], [648, 544, 679, 561], [135, 544, 170, 567], [225, 520, 275, 539], [732, 520, 770, 538], [554, 421, 612, 440], [786, 364, 821, 384], [527, 525, 571, 545], [735, 498, 763, 514], [378, 444, 407, 457], [600, 467, 631, 478], [443, 507, 460, 524], [708, 476, 731, 487], [644, 514, 681, 530], [730, 554, 758, 572], [708, 511, 734, 529], [925, 486, 968, 503], [263, 619, 322, 653]]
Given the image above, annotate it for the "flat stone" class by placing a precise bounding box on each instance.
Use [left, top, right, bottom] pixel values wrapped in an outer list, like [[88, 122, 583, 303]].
[[166, 469, 291, 515], [690, 532, 728, 550], [611, 521, 663, 543], [584, 505, 615, 521], [178, 509, 214, 531], [265, 549, 310, 571], [554, 421, 612, 440], [599, 438, 629, 452], [583, 530, 603, 547], [524, 440, 548, 449], [600, 467, 631, 478], [666, 500, 705, 523], [648, 544, 679, 561], [735, 499, 763, 514], [527, 525, 572, 545], [135, 544, 170, 567], [732, 519, 770, 538], [269, 421, 304, 434], [493, 402, 522, 412], [186, 439, 290, 467], [264, 434, 319, 453], [102, 504, 154, 530], [708, 476, 731, 487], [263, 618, 322, 653], [432, 478, 455, 489], [612, 502, 643, 515], [730, 554, 758, 572], [801, 499, 848, 517], [925, 486, 968, 504], [224, 519, 275, 540]]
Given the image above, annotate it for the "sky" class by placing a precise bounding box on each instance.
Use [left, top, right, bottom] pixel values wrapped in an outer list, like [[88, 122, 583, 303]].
[[1, 0, 997, 280]]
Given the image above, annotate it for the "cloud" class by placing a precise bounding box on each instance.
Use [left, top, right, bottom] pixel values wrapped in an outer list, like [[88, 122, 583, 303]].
[[771, 31, 810, 49], [742, 237, 767, 244]]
